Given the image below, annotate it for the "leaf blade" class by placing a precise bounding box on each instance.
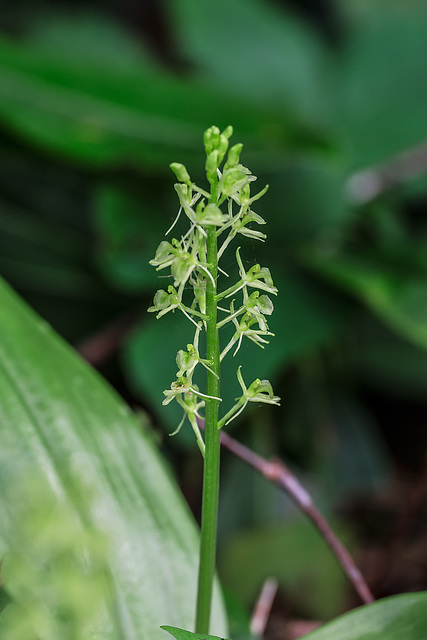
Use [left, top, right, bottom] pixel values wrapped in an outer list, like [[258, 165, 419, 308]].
[[0, 276, 227, 639]]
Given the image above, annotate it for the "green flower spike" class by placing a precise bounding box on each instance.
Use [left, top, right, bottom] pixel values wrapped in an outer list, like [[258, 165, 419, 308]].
[[148, 126, 280, 633]]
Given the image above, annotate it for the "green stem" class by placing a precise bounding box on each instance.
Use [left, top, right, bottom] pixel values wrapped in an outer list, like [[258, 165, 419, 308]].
[[195, 224, 221, 633]]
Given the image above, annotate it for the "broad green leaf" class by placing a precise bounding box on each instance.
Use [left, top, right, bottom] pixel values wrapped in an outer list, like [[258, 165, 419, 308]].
[[302, 248, 427, 350], [0, 277, 227, 639], [25, 8, 155, 70], [262, 159, 349, 247], [0, 36, 316, 170], [303, 592, 427, 639], [328, 6, 427, 168], [162, 625, 229, 640], [170, 0, 329, 121]]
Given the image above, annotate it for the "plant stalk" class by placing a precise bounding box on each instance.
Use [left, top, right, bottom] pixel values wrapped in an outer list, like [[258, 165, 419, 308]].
[[195, 224, 221, 633]]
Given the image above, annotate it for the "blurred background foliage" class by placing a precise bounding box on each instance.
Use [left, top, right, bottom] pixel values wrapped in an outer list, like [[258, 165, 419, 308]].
[[1, 0, 427, 628]]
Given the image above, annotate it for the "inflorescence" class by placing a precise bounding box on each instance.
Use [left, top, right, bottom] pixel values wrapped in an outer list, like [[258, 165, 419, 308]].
[[148, 125, 280, 454]]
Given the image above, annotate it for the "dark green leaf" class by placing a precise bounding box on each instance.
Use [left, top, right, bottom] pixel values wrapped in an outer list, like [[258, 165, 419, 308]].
[[170, 0, 329, 121], [302, 248, 427, 350], [328, 7, 427, 168], [0, 36, 317, 170]]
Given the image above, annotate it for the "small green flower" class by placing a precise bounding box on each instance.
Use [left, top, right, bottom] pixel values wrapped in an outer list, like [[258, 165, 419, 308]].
[[237, 182, 269, 206], [216, 247, 278, 301], [148, 287, 180, 318], [219, 166, 255, 198], [195, 201, 228, 227], [244, 291, 274, 331], [175, 326, 219, 379], [162, 377, 192, 405], [242, 374, 281, 406], [176, 345, 198, 378], [233, 210, 267, 241], [220, 303, 274, 360], [169, 385, 207, 456], [217, 366, 280, 428], [149, 240, 176, 270], [163, 376, 221, 407], [148, 285, 207, 328], [217, 291, 273, 332], [236, 247, 277, 296]]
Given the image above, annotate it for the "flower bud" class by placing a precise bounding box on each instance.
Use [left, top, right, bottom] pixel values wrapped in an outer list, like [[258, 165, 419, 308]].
[[217, 134, 229, 164], [222, 125, 233, 139], [225, 143, 243, 169], [203, 126, 220, 155], [170, 162, 192, 186], [205, 150, 219, 183]]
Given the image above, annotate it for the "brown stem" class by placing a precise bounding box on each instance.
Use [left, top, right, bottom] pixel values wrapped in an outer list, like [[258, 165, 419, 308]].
[[346, 140, 427, 204], [197, 418, 374, 605], [250, 577, 278, 637]]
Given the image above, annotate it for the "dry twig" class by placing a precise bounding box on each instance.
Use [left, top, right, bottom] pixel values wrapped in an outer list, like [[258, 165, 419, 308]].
[[346, 140, 427, 204], [250, 578, 278, 637], [197, 418, 375, 605]]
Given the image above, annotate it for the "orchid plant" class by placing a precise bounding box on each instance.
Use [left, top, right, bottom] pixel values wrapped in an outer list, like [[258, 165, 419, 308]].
[[148, 125, 279, 634]]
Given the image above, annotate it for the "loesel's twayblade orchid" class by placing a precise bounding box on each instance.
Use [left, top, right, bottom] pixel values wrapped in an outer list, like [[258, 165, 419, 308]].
[[148, 125, 280, 452]]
